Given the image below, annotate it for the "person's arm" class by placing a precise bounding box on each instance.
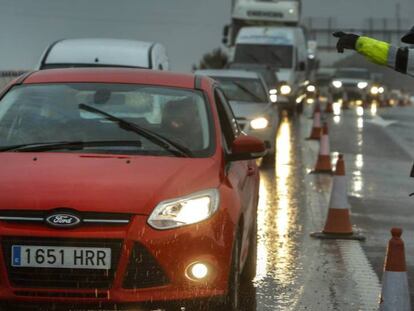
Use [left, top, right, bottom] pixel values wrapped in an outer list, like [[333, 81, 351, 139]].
[[334, 32, 414, 77]]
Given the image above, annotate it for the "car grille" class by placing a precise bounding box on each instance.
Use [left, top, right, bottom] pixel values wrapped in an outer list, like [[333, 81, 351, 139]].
[[122, 242, 169, 289], [2, 237, 122, 289]]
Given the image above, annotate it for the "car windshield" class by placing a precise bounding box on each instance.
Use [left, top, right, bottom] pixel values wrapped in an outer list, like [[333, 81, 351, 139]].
[[335, 69, 370, 80], [213, 77, 268, 103], [234, 44, 293, 68], [0, 83, 213, 157]]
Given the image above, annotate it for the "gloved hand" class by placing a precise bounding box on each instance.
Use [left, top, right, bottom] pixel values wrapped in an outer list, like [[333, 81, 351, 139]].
[[333, 32, 360, 53]]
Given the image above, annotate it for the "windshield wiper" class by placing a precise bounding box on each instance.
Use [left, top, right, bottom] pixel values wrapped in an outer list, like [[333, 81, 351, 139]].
[[233, 82, 264, 103], [0, 140, 142, 152], [79, 103, 193, 157]]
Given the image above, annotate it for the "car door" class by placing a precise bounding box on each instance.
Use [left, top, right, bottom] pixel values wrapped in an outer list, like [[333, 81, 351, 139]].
[[214, 88, 258, 265]]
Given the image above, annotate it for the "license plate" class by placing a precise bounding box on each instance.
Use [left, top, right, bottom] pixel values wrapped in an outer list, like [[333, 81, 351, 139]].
[[12, 245, 111, 270]]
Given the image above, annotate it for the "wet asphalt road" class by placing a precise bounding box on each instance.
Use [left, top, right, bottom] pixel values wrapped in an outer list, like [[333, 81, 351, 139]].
[[329, 105, 414, 305], [21, 104, 414, 311]]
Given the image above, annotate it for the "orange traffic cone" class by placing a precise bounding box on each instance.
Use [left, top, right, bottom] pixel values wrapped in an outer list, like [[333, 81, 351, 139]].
[[311, 154, 365, 240], [312, 122, 333, 174], [307, 104, 321, 140], [379, 228, 411, 311]]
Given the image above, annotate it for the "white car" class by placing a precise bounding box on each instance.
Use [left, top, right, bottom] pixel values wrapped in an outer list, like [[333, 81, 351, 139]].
[[196, 69, 279, 158], [37, 38, 169, 71]]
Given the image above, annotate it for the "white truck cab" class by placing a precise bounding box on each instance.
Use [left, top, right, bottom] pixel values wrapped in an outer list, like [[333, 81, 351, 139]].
[[233, 26, 308, 114], [37, 38, 169, 71], [224, 0, 301, 47]]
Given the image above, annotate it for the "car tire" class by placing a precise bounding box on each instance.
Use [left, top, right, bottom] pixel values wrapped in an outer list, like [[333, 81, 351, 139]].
[[222, 232, 242, 311], [242, 220, 257, 281]]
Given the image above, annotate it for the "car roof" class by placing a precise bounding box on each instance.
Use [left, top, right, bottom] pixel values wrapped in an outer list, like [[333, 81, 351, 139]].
[[43, 39, 158, 68], [195, 69, 260, 79], [21, 68, 198, 89]]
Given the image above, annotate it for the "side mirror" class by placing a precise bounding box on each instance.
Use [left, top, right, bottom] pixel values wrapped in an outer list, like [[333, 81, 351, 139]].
[[227, 135, 266, 161], [298, 61, 306, 72], [223, 25, 230, 37]]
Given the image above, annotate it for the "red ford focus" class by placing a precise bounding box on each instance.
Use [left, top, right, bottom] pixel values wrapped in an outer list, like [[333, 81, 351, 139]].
[[0, 68, 264, 310]]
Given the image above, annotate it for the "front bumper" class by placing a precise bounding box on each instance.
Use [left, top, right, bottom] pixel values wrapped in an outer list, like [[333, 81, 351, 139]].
[[0, 210, 234, 305]]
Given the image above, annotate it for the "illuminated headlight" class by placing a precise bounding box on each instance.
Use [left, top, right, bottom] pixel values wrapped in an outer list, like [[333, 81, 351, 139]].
[[280, 85, 292, 95], [357, 82, 368, 89], [269, 88, 277, 95], [269, 94, 278, 103], [250, 117, 269, 129], [307, 85, 316, 92], [378, 87, 385, 94], [148, 189, 219, 230], [332, 80, 342, 88], [370, 86, 379, 95]]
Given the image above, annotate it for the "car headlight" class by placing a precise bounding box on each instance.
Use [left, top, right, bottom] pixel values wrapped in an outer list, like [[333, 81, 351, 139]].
[[148, 189, 219, 230], [332, 80, 342, 88], [250, 117, 269, 130], [269, 88, 278, 95], [357, 82, 368, 89], [306, 85, 316, 92], [378, 87, 385, 94], [280, 85, 292, 95], [370, 86, 379, 95]]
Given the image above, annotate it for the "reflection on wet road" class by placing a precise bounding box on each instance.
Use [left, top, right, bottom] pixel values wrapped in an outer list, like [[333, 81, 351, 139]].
[[245, 117, 306, 310]]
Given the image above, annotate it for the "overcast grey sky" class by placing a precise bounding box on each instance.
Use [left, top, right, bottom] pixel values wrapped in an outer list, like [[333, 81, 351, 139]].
[[0, 0, 413, 72]]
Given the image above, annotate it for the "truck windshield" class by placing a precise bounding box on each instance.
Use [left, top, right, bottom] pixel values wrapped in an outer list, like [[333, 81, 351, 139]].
[[234, 44, 293, 68], [213, 77, 268, 103]]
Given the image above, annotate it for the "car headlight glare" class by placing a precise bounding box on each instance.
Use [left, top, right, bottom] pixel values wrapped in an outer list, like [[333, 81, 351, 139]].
[[306, 85, 316, 92], [269, 94, 278, 103], [370, 86, 379, 95], [269, 88, 278, 95], [148, 189, 219, 230], [332, 80, 342, 88], [378, 87, 385, 94], [357, 82, 368, 89], [250, 117, 269, 129], [280, 85, 292, 95]]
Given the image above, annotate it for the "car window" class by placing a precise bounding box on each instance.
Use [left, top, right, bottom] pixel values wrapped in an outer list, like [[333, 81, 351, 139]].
[[214, 89, 239, 149], [0, 83, 214, 157]]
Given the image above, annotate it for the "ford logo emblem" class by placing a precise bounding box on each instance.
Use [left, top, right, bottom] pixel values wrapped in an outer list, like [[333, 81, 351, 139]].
[[46, 213, 81, 228]]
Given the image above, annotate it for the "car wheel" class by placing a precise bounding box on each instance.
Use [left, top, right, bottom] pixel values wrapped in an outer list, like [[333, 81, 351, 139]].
[[242, 220, 257, 281], [223, 233, 242, 311]]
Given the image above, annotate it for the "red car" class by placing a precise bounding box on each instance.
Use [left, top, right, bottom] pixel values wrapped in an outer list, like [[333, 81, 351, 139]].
[[0, 68, 264, 310]]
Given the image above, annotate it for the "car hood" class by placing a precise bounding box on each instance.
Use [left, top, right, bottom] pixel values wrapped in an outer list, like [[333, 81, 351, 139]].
[[229, 101, 271, 119], [0, 153, 221, 215], [336, 78, 370, 84]]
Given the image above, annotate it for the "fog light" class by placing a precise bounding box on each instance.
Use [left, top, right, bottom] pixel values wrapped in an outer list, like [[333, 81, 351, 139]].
[[187, 262, 209, 280]]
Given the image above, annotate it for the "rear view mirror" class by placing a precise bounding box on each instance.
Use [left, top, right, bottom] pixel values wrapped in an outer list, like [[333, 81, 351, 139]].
[[227, 135, 266, 161]]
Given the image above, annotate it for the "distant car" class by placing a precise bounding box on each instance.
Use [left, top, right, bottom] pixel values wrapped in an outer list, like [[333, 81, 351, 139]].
[[195, 69, 280, 159], [330, 68, 373, 107], [37, 38, 169, 70], [315, 68, 335, 102], [0, 68, 265, 310]]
